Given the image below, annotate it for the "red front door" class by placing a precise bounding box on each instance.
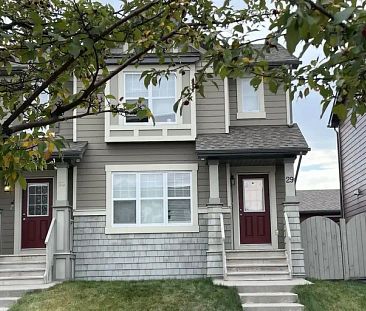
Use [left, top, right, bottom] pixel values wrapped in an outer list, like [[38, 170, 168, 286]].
[[238, 174, 271, 244], [21, 179, 53, 249]]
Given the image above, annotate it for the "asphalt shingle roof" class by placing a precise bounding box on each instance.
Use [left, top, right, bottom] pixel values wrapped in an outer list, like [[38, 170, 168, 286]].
[[52, 141, 88, 160], [196, 124, 309, 156], [298, 190, 341, 213], [252, 44, 300, 66]]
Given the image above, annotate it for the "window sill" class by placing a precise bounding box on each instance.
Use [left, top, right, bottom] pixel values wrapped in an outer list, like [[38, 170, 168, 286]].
[[237, 111, 266, 119], [105, 225, 199, 234]]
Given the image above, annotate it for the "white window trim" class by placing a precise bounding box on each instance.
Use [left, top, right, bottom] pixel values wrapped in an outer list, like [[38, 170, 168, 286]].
[[105, 164, 199, 234], [236, 77, 266, 119], [119, 68, 183, 127], [104, 65, 197, 142], [231, 166, 278, 250]]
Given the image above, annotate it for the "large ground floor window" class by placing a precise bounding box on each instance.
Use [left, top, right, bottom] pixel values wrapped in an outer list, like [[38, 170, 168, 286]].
[[105, 164, 198, 233]]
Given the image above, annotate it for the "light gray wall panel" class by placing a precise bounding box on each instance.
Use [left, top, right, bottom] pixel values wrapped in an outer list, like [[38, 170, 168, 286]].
[[196, 78, 225, 134], [229, 79, 288, 126]]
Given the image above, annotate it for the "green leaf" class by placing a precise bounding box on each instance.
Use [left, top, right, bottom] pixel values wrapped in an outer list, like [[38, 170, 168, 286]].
[[18, 175, 27, 190], [332, 104, 348, 120], [285, 19, 299, 53], [334, 7, 354, 24], [68, 43, 81, 58]]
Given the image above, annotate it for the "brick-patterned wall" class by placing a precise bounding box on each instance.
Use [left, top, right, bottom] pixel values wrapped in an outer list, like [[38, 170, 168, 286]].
[[73, 215, 209, 280]]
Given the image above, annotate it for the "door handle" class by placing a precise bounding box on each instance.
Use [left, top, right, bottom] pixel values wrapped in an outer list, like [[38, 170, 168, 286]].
[[22, 218, 26, 221]]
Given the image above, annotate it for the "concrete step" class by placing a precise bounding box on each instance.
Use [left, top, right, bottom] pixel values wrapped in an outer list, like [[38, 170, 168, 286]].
[[227, 257, 287, 265], [0, 276, 44, 286], [240, 292, 298, 304], [213, 279, 311, 293], [0, 283, 57, 297], [227, 263, 289, 273], [242, 302, 304, 310], [0, 261, 46, 270], [0, 268, 45, 278], [226, 250, 286, 259], [226, 271, 291, 281], [0, 297, 20, 308], [0, 254, 45, 264]]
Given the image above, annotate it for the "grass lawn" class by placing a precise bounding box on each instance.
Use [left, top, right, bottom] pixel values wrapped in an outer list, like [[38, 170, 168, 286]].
[[295, 280, 366, 311], [10, 278, 242, 311]]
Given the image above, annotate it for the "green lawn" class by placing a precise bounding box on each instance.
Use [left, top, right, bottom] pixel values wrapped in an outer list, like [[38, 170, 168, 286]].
[[10, 279, 242, 311], [295, 280, 366, 311]]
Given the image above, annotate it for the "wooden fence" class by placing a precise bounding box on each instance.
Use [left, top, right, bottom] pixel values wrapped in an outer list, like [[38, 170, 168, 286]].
[[301, 213, 366, 280]]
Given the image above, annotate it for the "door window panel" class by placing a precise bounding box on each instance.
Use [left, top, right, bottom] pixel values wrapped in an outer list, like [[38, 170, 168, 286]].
[[27, 184, 49, 216], [243, 179, 265, 212]]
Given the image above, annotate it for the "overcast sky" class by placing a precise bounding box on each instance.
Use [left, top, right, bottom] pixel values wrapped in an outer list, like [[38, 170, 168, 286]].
[[100, 0, 339, 190]]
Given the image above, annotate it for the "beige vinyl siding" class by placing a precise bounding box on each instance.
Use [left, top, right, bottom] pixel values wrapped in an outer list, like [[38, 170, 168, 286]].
[[76, 112, 228, 210], [340, 115, 366, 219], [229, 79, 288, 126], [196, 77, 226, 134], [0, 182, 15, 255], [55, 80, 74, 140]]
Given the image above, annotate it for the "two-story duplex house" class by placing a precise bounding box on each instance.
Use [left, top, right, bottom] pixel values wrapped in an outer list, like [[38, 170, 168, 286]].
[[0, 45, 309, 293]]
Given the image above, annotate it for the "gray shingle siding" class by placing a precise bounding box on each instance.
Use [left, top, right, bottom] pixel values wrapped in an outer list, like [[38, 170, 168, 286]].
[[74, 215, 203, 280]]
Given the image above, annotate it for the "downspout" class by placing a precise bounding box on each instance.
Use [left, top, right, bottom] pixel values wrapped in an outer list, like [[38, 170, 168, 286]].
[[334, 127, 345, 218], [294, 153, 302, 186]]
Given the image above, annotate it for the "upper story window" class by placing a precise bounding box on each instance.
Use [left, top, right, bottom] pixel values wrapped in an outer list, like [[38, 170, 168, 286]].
[[124, 73, 177, 124], [105, 66, 196, 143], [237, 77, 266, 119]]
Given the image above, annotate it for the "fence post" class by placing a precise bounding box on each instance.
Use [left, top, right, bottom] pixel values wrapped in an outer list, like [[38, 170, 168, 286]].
[[340, 218, 349, 280]]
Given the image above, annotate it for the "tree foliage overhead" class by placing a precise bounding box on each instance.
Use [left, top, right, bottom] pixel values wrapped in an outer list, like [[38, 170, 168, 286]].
[[0, 0, 365, 186]]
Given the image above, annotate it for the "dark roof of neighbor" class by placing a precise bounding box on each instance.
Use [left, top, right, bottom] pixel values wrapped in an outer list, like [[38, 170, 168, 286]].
[[51, 141, 88, 160], [298, 190, 341, 214], [196, 124, 309, 157], [106, 44, 299, 66], [252, 44, 300, 66]]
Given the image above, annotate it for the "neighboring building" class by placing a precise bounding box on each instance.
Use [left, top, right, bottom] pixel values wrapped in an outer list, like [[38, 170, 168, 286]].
[[297, 190, 341, 222], [0, 45, 309, 292], [330, 114, 366, 220]]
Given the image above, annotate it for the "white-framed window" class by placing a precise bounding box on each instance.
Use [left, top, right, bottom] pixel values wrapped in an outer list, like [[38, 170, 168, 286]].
[[27, 183, 49, 216], [237, 77, 266, 119], [105, 164, 199, 234], [123, 72, 177, 124]]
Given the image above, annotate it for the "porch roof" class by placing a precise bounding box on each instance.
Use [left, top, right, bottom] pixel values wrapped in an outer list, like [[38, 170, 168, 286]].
[[51, 141, 88, 161], [196, 124, 310, 158]]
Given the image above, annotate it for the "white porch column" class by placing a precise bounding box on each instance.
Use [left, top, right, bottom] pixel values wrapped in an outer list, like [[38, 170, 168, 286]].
[[208, 160, 222, 205], [283, 158, 305, 278], [206, 160, 224, 277], [53, 162, 74, 281]]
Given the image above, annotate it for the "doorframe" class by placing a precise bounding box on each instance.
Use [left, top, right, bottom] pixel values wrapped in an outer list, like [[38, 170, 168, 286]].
[[231, 166, 278, 250], [13, 176, 56, 254]]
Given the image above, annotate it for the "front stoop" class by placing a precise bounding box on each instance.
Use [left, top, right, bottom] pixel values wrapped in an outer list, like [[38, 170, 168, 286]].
[[215, 249, 310, 311], [0, 254, 56, 310]]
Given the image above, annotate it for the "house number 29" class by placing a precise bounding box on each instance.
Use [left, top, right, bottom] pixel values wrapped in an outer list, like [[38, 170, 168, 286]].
[[285, 176, 294, 183]]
